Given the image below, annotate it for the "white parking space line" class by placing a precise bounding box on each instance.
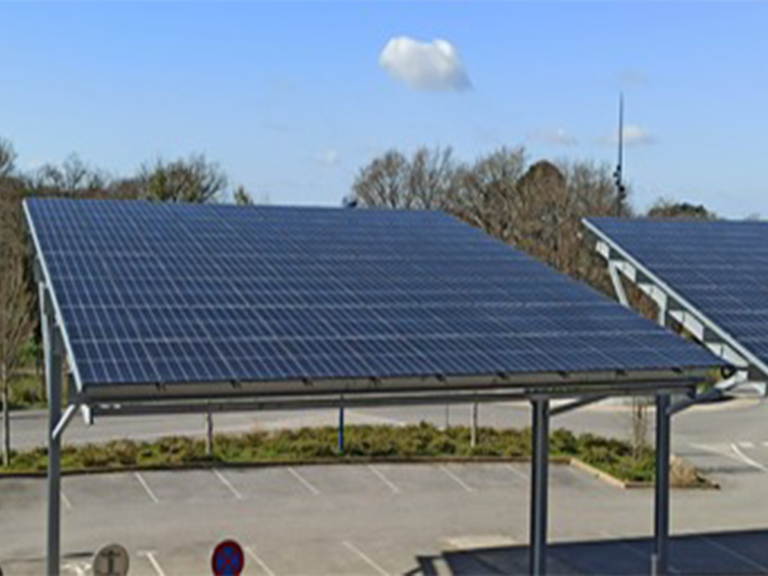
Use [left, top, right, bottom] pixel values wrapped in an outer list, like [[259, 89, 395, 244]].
[[342, 540, 390, 576], [134, 472, 160, 504], [287, 467, 320, 495], [700, 535, 768, 573], [597, 530, 680, 575], [367, 465, 400, 494], [213, 468, 243, 500], [738, 441, 755, 449], [731, 443, 768, 474], [61, 490, 73, 511], [762, 441, 768, 448], [139, 551, 166, 576], [506, 463, 528, 480], [246, 546, 277, 576], [438, 465, 475, 493]]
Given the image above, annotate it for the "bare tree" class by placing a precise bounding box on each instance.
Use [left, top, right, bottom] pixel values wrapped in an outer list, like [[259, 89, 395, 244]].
[[406, 147, 457, 210], [353, 150, 411, 208], [29, 154, 109, 195], [0, 138, 17, 180], [233, 185, 254, 206], [449, 147, 526, 243], [0, 192, 35, 466], [647, 198, 717, 220], [353, 147, 459, 210], [139, 155, 228, 204]]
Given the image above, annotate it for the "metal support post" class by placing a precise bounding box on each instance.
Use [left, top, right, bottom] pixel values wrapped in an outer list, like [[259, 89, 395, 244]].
[[652, 394, 671, 576], [470, 402, 479, 448], [530, 398, 550, 576], [338, 405, 345, 455], [205, 404, 214, 457], [43, 288, 63, 576], [608, 261, 629, 306]]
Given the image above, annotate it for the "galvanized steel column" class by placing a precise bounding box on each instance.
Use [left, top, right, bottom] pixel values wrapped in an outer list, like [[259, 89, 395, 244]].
[[653, 394, 671, 575], [530, 397, 550, 576]]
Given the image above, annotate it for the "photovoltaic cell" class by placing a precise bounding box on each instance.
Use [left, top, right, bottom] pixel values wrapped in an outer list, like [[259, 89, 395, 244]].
[[25, 199, 722, 389], [585, 216, 768, 374]]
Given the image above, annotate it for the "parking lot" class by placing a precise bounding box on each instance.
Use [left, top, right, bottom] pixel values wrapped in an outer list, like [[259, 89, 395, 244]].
[[3, 457, 768, 575]]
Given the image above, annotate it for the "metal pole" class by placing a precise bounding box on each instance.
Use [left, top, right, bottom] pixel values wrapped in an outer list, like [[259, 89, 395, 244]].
[[530, 398, 550, 576], [205, 405, 214, 457], [470, 402, 479, 448], [338, 406, 344, 455], [43, 293, 63, 576], [652, 394, 671, 576]]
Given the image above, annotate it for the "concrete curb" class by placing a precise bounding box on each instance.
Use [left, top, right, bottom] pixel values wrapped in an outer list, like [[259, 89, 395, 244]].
[[0, 455, 715, 490], [569, 457, 719, 490]]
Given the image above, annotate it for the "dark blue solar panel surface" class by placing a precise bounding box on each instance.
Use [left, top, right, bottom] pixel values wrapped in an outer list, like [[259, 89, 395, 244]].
[[26, 199, 721, 388], [587, 217, 768, 369]]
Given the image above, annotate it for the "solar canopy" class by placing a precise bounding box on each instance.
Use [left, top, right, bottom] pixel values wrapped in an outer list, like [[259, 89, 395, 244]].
[[25, 199, 723, 400], [584, 217, 768, 378]]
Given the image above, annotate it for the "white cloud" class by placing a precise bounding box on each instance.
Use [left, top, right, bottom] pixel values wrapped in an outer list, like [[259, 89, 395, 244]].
[[317, 148, 341, 166], [527, 128, 578, 146], [616, 125, 656, 146], [379, 36, 471, 92]]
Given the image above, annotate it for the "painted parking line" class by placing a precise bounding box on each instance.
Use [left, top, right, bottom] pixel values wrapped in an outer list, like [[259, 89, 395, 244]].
[[731, 443, 768, 474], [699, 535, 768, 573], [438, 465, 475, 493], [367, 465, 400, 494], [61, 490, 73, 511], [597, 530, 681, 575], [287, 467, 320, 495], [738, 441, 755, 449], [139, 551, 167, 576], [134, 472, 160, 504], [342, 541, 390, 576], [246, 545, 277, 576], [213, 468, 243, 500], [506, 463, 528, 481]]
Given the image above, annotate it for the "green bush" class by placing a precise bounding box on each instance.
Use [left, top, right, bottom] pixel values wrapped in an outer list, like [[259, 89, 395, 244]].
[[0, 423, 689, 484]]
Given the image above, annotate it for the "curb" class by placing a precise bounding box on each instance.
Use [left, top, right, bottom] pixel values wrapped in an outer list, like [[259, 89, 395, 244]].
[[0, 455, 714, 490], [569, 457, 719, 490]]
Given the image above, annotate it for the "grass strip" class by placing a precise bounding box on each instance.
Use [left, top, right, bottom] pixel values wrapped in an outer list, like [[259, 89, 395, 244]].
[[0, 423, 708, 486]]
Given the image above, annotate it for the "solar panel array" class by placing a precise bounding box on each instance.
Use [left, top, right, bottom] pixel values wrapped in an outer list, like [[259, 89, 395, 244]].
[[586, 217, 768, 370], [26, 199, 720, 389]]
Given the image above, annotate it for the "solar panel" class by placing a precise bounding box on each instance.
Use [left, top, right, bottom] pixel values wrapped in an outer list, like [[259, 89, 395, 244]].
[[25, 199, 722, 392], [584, 217, 768, 376]]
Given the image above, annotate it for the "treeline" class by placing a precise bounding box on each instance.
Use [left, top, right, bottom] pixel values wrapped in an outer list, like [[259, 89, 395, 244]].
[[350, 146, 715, 289], [0, 136, 716, 466]]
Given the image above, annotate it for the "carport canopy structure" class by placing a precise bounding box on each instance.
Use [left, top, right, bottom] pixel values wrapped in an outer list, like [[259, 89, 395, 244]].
[[26, 199, 727, 575], [584, 217, 768, 393]]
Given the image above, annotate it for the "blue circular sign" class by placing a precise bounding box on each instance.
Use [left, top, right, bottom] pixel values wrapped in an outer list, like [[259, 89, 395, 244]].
[[212, 539, 245, 576]]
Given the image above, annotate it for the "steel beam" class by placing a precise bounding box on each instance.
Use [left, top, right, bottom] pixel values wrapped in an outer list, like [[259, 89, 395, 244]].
[[51, 403, 78, 442], [530, 398, 550, 575], [652, 394, 671, 575], [550, 395, 609, 417], [608, 261, 629, 306], [87, 382, 695, 420]]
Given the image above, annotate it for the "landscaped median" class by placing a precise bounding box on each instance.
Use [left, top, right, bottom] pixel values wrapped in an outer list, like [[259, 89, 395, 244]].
[[0, 423, 715, 488]]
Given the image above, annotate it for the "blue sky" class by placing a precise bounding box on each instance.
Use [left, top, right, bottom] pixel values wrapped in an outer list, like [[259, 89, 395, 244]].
[[1, 2, 766, 217]]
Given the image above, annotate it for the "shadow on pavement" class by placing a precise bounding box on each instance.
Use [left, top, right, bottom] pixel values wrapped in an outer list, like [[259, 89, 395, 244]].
[[408, 528, 768, 575]]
